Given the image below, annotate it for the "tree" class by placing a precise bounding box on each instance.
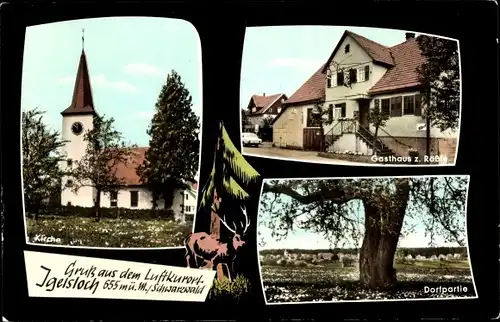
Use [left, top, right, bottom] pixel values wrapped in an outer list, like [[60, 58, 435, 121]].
[[310, 101, 335, 151], [198, 121, 260, 280], [261, 116, 273, 129], [137, 70, 200, 209], [241, 109, 251, 132], [261, 176, 467, 290], [416, 35, 460, 132], [367, 102, 389, 141], [70, 115, 136, 222], [22, 108, 67, 222]]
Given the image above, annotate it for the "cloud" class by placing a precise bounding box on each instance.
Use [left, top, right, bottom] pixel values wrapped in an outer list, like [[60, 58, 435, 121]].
[[264, 57, 324, 73], [56, 75, 137, 93], [124, 63, 163, 77]]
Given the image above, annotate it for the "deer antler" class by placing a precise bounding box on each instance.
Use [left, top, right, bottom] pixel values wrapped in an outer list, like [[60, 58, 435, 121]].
[[220, 213, 236, 234], [241, 206, 250, 234]]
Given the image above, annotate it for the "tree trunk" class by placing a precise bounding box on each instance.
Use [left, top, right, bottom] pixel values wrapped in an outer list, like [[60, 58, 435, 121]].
[[33, 199, 40, 223], [425, 88, 431, 163], [210, 190, 224, 281], [358, 180, 410, 289], [95, 189, 101, 222]]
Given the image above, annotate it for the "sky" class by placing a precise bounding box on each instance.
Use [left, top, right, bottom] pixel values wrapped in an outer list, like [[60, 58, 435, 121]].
[[21, 17, 202, 147], [240, 26, 421, 109], [258, 178, 468, 250]]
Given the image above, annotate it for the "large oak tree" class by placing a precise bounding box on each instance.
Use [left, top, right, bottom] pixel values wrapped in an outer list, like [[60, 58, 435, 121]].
[[261, 176, 468, 289]]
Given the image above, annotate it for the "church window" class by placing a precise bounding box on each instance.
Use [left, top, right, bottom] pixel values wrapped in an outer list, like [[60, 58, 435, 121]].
[[130, 191, 138, 207]]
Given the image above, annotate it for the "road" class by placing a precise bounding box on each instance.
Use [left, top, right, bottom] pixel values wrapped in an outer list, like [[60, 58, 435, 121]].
[[242, 143, 362, 166]]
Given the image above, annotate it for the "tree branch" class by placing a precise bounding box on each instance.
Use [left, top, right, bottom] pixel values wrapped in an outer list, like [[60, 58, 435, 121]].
[[262, 182, 357, 204]]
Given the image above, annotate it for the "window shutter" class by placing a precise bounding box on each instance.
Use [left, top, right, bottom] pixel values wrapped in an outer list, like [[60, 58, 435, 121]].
[[338, 71, 344, 86], [328, 104, 333, 122], [350, 68, 357, 83], [364, 65, 370, 80], [414, 94, 422, 116], [374, 99, 380, 109], [327, 77, 331, 88]]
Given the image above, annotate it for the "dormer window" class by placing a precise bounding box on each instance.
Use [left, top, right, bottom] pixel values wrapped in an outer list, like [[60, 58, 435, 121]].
[[344, 44, 350, 53]]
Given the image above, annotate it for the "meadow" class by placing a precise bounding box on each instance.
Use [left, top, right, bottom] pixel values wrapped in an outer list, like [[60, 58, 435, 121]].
[[26, 215, 192, 248], [260, 250, 475, 303]]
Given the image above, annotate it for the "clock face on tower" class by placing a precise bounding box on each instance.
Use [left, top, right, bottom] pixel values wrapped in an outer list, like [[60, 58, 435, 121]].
[[71, 122, 84, 135]]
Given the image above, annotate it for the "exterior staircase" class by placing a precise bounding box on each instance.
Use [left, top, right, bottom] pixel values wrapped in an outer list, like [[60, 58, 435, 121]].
[[356, 126, 394, 157], [324, 119, 395, 157]]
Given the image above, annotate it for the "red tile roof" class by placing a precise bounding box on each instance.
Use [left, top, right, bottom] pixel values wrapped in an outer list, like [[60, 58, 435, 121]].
[[285, 64, 326, 105], [248, 93, 286, 115], [285, 31, 426, 105], [322, 30, 395, 75], [61, 50, 97, 116], [113, 147, 197, 191], [368, 38, 426, 94], [271, 64, 326, 125], [347, 31, 395, 66]]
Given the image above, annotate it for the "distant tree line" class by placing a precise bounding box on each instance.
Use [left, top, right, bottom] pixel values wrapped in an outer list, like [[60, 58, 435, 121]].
[[260, 247, 468, 257]]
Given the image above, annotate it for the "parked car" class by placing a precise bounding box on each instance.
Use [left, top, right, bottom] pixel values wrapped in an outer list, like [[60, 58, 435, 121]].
[[242, 132, 262, 147]]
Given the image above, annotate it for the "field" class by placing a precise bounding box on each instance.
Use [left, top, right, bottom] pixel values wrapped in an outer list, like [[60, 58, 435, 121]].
[[26, 216, 192, 248], [261, 259, 475, 303]]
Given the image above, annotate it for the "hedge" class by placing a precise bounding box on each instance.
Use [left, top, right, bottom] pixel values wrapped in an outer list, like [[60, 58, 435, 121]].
[[37, 204, 176, 220]]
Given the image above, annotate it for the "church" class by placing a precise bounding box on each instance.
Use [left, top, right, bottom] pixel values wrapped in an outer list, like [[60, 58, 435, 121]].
[[59, 41, 198, 223]]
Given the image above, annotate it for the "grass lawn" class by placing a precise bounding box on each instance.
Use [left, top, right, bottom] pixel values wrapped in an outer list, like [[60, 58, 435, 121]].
[[261, 260, 475, 302], [26, 215, 192, 248]]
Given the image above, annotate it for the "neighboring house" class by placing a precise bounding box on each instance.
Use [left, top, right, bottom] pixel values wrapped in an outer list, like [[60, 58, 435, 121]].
[[272, 30, 458, 162], [60, 47, 197, 223], [244, 93, 287, 132]]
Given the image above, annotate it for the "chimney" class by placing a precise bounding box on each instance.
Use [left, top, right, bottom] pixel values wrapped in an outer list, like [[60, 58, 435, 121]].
[[405, 32, 415, 40]]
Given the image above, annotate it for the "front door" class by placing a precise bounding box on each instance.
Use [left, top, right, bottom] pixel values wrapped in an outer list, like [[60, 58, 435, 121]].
[[358, 100, 370, 129]]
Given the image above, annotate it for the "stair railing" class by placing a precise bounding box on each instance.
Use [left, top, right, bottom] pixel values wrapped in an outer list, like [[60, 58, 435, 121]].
[[375, 126, 413, 150], [357, 123, 413, 156], [356, 122, 384, 153]]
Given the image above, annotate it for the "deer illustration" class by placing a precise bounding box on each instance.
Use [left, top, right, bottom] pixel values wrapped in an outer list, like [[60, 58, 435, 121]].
[[184, 206, 250, 282]]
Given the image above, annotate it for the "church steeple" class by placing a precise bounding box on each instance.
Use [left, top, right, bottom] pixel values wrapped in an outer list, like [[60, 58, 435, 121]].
[[61, 29, 96, 116]]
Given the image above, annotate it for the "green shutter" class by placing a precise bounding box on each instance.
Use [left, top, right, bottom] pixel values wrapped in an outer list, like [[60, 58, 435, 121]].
[[414, 94, 422, 116]]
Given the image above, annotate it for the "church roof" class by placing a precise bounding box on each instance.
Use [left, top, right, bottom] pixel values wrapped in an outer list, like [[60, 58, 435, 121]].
[[61, 49, 97, 116], [115, 147, 198, 191]]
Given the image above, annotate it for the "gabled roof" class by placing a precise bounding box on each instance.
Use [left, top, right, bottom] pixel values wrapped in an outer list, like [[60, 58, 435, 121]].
[[271, 64, 326, 125], [368, 38, 425, 94], [247, 93, 287, 115], [61, 50, 97, 116], [113, 147, 198, 192], [285, 64, 326, 105], [280, 31, 426, 103], [322, 30, 395, 74]]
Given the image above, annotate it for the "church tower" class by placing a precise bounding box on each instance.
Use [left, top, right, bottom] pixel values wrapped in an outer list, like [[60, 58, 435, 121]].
[[61, 30, 97, 207]]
